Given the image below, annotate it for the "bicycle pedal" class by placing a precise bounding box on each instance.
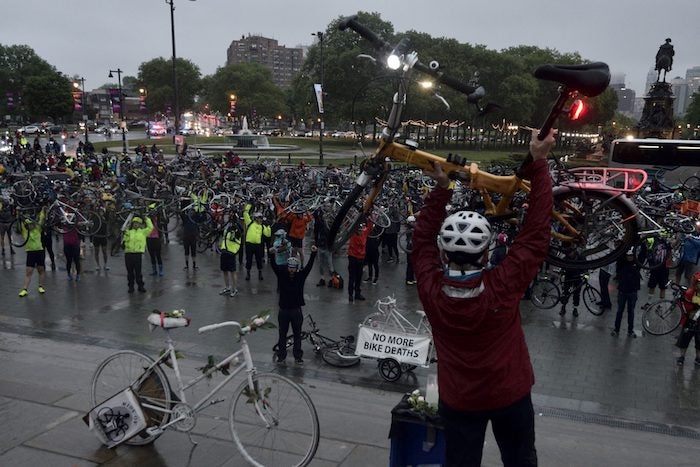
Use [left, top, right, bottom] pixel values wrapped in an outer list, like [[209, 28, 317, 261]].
[[146, 426, 163, 437]]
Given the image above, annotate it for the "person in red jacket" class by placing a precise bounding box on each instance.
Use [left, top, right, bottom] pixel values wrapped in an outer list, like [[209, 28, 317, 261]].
[[273, 197, 313, 264], [347, 220, 372, 302], [412, 128, 555, 466]]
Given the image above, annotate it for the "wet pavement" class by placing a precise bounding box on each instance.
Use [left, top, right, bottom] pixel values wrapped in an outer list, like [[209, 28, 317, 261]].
[[1, 240, 699, 465]]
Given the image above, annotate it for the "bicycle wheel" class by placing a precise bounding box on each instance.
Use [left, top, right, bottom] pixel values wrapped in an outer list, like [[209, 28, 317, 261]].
[[682, 175, 700, 201], [378, 358, 402, 382], [398, 231, 413, 253], [271, 334, 296, 353], [529, 277, 560, 309], [327, 184, 367, 252], [321, 340, 360, 368], [76, 209, 102, 237], [110, 234, 123, 256], [8, 220, 29, 248], [91, 350, 172, 446], [547, 189, 636, 270], [642, 300, 683, 336], [582, 285, 604, 316], [229, 372, 319, 467]]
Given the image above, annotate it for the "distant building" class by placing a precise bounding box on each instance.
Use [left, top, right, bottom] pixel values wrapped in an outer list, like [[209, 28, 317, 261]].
[[670, 76, 689, 117], [610, 77, 636, 115], [226, 35, 304, 88], [686, 66, 700, 109]]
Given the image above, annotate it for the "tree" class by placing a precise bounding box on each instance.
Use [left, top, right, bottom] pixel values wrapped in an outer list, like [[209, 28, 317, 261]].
[[199, 63, 285, 124], [22, 74, 73, 121], [291, 12, 397, 129], [0, 44, 73, 122], [137, 57, 201, 113]]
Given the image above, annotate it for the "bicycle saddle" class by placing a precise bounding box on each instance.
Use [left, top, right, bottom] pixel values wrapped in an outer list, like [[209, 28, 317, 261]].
[[534, 62, 610, 97]]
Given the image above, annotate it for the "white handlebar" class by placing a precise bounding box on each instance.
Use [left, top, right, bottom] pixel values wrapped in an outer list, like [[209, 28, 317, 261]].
[[198, 321, 242, 334]]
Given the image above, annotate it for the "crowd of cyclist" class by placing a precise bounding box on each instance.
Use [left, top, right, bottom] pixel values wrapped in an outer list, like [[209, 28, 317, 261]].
[[2, 129, 700, 366]]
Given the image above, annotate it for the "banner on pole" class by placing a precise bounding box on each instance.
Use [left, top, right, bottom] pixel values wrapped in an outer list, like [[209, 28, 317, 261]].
[[313, 83, 324, 114]]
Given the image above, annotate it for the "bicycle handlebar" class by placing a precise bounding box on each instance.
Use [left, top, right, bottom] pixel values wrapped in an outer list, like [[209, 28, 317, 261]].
[[198, 321, 246, 334], [339, 15, 480, 99]]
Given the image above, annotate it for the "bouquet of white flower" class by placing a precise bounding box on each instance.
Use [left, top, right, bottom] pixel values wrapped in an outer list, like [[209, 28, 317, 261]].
[[407, 389, 438, 416]]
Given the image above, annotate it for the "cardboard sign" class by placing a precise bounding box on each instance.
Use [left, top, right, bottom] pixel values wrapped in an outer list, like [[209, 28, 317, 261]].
[[85, 387, 147, 448], [356, 326, 431, 366]]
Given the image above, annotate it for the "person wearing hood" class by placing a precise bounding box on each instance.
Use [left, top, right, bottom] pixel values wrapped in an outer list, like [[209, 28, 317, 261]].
[[412, 128, 555, 466], [122, 215, 153, 293]]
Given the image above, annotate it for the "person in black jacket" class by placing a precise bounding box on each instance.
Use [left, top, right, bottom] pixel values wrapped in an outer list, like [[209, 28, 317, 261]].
[[612, 249, 642, 337], [271, 245, 317, 365]]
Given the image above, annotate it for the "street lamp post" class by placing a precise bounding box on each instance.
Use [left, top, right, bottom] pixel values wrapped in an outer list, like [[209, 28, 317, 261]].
[[312, 31, 324, 163], [165, 0, 196, 146], [73, 77, 88, 143], [108, 68, 128, 154]]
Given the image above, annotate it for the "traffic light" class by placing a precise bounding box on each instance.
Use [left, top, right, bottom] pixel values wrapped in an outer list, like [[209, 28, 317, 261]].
[[6, 92, 13, 110], [73, 91, 83, 111], [139, 94, 147, 111], [229, 99, 236, 114]]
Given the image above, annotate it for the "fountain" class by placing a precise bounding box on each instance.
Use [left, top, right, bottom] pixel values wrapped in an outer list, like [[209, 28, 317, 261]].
[[195, 115, 298, 154], [226, 116, 270, 148]]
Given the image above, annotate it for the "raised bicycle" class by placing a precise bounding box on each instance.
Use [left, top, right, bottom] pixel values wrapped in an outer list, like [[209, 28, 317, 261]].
[[327, 15, 648, 271], [88, 311, 319, 467]]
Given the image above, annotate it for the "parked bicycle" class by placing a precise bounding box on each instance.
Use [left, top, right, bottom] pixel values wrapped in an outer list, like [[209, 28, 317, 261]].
[[90, 311, 319, 466], [529, 269, 603, 315], [641, 282, 686, 336], [272, 314, 360, 368]]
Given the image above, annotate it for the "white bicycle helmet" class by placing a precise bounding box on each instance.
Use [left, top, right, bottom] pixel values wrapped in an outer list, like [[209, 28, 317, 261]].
[[438, 211, 492, 255], [287, 256, 301, 270]]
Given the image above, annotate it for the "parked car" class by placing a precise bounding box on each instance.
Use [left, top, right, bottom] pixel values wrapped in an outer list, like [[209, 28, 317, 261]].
[[147, 122, 167, 137], [129, 120, 149, 129], [19, 125, 41, 135]]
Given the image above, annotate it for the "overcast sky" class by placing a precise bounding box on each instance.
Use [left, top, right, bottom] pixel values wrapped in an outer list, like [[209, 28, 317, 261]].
[[2, 0, 698, 97]]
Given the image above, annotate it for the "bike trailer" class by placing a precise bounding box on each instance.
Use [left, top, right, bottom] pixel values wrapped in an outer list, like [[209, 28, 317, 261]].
[[83, 387, 147, 448]]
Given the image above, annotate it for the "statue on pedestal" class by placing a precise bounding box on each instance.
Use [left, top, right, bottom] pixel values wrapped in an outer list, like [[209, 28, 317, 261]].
[[636, 39, 676, 138], [655, 38, 674, 82]]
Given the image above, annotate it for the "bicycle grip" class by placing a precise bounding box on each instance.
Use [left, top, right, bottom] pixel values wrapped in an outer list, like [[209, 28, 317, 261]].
[[338, 15, 391, 51], [198, 321, 239, 334]]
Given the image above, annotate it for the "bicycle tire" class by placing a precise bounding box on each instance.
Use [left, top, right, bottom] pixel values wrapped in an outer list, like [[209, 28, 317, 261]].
[[378, 358, 402, 382], [582, 285, 604, 316], [398, 231, 413, 253], [8, 220, 29, 248], [682, 175, 700, 201], [77, 209, 102, 237], [229, 372, 319, 467], [642, 300, 683, 336], [547, 189, 636, 270], [91, 350, 172, 446], [321, 341, 360, 368], [110, 234, 123, 256], [327, 184, 366, 252], [529, 277, 560, 309]]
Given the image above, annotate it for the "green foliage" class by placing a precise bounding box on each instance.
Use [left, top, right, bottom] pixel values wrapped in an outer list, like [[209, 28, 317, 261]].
[[0, 44, 73, 121], [292, 12, 616, 133], [137, 57, 202, 113], [199, 63, 285, 118]]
